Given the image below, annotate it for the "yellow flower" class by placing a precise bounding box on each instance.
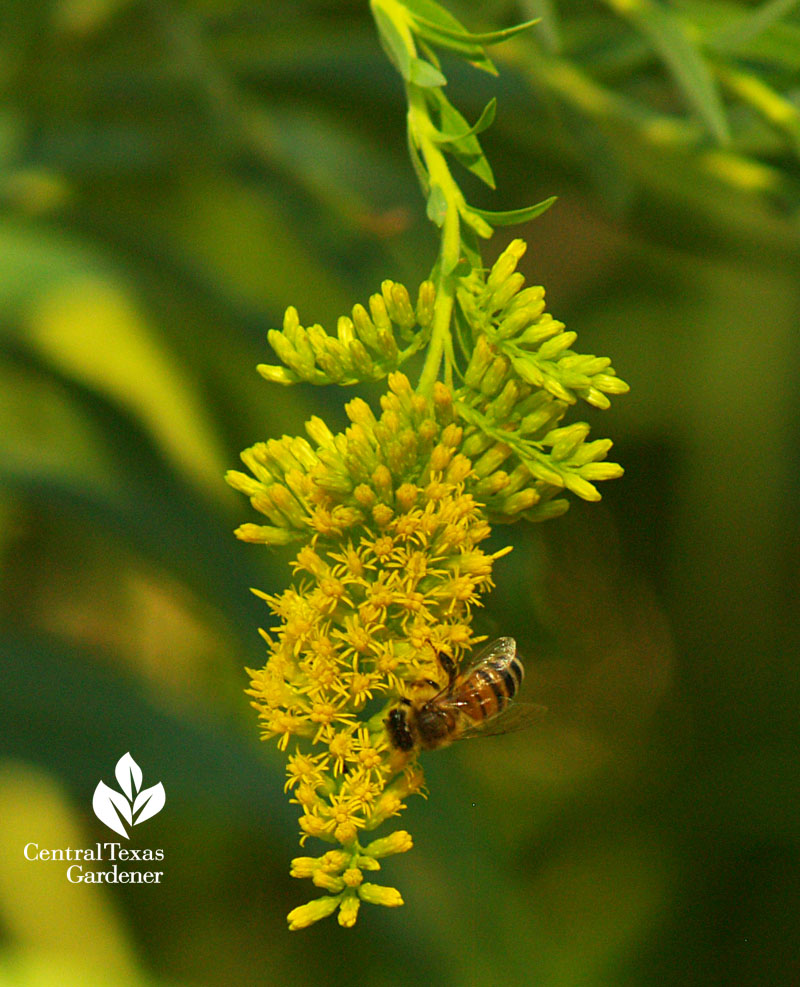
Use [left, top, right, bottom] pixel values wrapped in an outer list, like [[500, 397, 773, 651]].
[[234, 374, 509, 926]]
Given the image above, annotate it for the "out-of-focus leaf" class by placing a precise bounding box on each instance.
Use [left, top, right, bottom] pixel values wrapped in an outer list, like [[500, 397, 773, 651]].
[[28, 276, 227, 502], [0, 631, 287, 829], [0, 352, 269, 637], [708, 0, 800, 51], [409, 56, 448, 88], [522, 0, 562, 53], [0, 221, 227, 501], [608, 0, 730, 143], [372, 4, 412, 80]]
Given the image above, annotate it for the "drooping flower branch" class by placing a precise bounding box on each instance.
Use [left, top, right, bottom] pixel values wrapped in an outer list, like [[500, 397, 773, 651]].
[[228, 0, 628, 929]]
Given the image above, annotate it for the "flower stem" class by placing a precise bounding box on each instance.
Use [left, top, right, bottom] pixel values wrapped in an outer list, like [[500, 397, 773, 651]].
[[408, 89, 464, 395]]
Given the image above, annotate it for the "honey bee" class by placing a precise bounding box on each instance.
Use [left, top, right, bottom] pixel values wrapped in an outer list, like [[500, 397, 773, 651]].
[[385, 637, 544, 752]]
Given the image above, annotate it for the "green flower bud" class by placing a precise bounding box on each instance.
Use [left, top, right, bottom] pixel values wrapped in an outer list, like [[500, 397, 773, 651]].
[[287, 895, 342, 931], [480, 355, 510, 396], [337, 316, 356, 347], [487, 238, 526, 292], [538, 330, 577, 361], [583, 387, 612, 410], [559, 370, 593, 390], [257, 364, 299, 385], [489, 271, 525, 313], [377, 328, 399, 365], [474, 471, 510, 496], [363, 830, 414, 858], [545, 423, 591, 461], [348, 339, 376, 377], [503, 284, 545, 317], [570, 438, 613, 465], [498, 488, 539, 514], [383, 280, 416, 329], [351, 303, 379, 349], [508, 353, 544, 388], [518, 316, 564, 345], [225, 470, 265, 498], [369, 293, 392, 331], [593, 373, 630, 394], [464, 334, 495, 389], [543, 377, 575, 403], [562, 472, 601, 501], [358, 883, 404, 907], [305, 416, 336, 448], [528, 459, 565, 487], [416, 280, 436, 327], [527, 498, 570, 521], [580, 462, 624, 480], [283, 305, 300, 334], [234, 523, 298, 545], [493, 307, 536, 341], [473, 443, 511, 478], [485, 380, 519, 422]]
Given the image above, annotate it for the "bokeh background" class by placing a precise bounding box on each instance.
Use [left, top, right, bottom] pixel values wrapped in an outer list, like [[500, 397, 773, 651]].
[[1, 1, 798, 985]]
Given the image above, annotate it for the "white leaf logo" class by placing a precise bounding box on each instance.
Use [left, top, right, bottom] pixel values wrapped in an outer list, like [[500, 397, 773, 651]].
[[92, 752, 166, 838]]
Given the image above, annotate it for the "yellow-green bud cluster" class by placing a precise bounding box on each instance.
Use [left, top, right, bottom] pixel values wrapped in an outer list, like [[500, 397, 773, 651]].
[[258, 279, 435, 387], [454, 239, 628, 521], [287, 832, 412, 928], [226, 372, 472, 547]]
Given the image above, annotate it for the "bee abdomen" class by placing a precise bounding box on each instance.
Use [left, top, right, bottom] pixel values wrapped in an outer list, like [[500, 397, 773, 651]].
[[498, 653, 524, 696], [457, 656, 523, 722]]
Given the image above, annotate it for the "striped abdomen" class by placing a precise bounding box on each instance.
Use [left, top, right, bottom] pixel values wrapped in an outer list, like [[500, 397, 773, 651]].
[[450, 649, 525, 724]]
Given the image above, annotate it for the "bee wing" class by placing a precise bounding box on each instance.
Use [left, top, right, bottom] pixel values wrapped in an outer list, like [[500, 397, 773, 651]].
[[459, 636, 518, 676], [455, 701, 548, 740]]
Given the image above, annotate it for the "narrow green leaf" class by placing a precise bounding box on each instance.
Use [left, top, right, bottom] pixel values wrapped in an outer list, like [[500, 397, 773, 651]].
[[470, 196, 557, 226], [412, 21, 497, 73], [613, 0, 730, 143], [431, 90, 496, 188], [409, 11, 540, 46], [402, 0, 478, 37], [402, 0, 496, 72], [710, 0, 800, 52], [522, 0, 562, 53], [372, 6, 412, 80], [434, 98, 497, 143], [449, 145, 495, 188], [409, 56, 448, 88]]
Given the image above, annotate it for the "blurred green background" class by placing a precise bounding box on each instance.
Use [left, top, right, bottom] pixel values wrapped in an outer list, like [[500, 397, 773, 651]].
[[1, 1, 798, 985]]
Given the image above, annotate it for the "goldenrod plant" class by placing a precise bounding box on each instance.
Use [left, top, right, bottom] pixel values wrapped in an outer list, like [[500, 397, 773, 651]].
[[227, 0, 628, 930]]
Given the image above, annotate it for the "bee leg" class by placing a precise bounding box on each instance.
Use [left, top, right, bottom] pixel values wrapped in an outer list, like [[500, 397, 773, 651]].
[[436, 650, 458, 688]]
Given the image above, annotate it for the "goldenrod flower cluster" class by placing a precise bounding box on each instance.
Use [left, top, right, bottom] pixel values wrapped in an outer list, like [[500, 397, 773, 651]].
[[228, 0, 630, 931], [227, 374, 509, 927]]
